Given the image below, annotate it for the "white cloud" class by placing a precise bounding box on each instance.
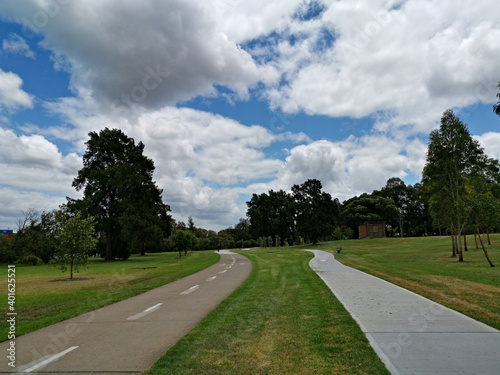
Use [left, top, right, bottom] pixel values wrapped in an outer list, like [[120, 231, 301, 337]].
[[0, 68, 34, 110], [0, 127, 81, 194], [0, 127, 82, 229], [264, 0, 500, 133], [475, 132, 500, 161], [0, 0, 279, 110], [274, 134, 427, 202], [2, 33, 35, 58]]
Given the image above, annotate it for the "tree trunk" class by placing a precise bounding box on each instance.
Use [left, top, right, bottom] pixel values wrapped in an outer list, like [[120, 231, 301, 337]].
[[463, 234, 468, 252], [474, 233, 479, 249], [70, 259, 74, 279], [451, 234, 457, 257], [141, 242, 146, 256], [477, 227, 495, 267], [106, 231, 113, 261], [487, 230, 491, 246]]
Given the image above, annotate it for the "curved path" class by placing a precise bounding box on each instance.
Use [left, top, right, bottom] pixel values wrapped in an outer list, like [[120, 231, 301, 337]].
[[1, 250, 251, 374], [308, 249, 500, 375]]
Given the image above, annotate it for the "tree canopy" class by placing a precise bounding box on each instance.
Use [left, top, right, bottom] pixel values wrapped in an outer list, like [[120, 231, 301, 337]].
[[422, 109, 500, 263], [70, 128, 171, 260]]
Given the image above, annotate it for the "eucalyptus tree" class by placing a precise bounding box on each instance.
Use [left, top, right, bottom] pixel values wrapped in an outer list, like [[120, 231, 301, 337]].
[[422, 109, 499, 262]]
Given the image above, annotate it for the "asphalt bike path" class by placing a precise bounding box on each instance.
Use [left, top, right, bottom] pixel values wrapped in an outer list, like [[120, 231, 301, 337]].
[[307, 249, 500, 375], [1, 250, 251, 375]]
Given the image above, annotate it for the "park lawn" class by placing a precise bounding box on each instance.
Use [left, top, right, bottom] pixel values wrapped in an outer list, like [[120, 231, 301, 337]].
[[0, 251, 219, 340], [307, 234, 500, 330], [144, 249, 390, 375]]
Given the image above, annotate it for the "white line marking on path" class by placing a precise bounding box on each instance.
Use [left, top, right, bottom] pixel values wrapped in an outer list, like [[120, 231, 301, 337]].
[[180, 285, 199, 295], [206, 276, 217, 281], [219, 270, 227, 274], [144, 303, 163, 312], [23, 346, 78, 373], [127, 303, 163, 320]]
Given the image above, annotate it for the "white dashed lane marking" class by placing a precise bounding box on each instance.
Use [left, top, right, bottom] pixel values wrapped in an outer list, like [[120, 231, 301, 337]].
[[127, 303, 163, 321], [23, 346, 79, 373], [180, 285, 200, 295]]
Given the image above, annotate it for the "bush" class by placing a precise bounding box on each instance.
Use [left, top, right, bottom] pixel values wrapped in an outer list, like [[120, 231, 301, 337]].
[[19, 254, 43, 266]]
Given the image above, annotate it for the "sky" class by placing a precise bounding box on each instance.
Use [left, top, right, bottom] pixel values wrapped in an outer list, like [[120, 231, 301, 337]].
[[0, 0, 499, 231]]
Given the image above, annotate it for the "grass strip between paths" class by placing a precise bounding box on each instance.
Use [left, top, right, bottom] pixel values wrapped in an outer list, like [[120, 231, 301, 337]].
[[0, 251, 219, 340], [144, 249, 390, 375]]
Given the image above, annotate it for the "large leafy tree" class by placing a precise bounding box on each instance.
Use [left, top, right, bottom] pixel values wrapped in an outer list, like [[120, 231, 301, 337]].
[[71, 128, 171, 260], [342, 193, 398, 237], [246, 189, 296, 243], [292, 179, 340, 245], [422, 109, 499, 262]]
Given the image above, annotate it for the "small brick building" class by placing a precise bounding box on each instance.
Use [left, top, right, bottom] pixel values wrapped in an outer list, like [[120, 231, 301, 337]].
[[358, 222, 386, 239], [0, 230, 15, 239]]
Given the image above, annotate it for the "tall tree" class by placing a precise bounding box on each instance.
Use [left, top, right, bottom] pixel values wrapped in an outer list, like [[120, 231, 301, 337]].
[[71, 128, 171, 261], [494, 82, 500, 116], [374, 177, 411, 237], [246, 189, 296, 243], [292, 179, 339, 245], [422, 109, 498, 262]]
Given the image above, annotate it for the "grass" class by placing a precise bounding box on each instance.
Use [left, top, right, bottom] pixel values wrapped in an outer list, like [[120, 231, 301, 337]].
[[0, 251, 219, 340], [144, 248, 390, 375], [305, 234, 500, 330]]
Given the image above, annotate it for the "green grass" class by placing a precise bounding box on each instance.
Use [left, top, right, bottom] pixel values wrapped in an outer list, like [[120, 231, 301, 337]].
[[305, 234, 500, 330], [144, 249, 390, 375], [0, 251, 219, 340]]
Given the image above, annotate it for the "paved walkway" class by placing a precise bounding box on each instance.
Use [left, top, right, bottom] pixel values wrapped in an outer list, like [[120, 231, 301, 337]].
[[0, 250, 251, 374], [307, 249, 500, 375]]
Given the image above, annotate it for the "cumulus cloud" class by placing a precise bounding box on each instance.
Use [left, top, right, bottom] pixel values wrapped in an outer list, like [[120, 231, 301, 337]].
[[2, 33, 35, 58], [273, 134, 427, 202], [0, 68, 34, 110], [0, 0, 279, 110], [0, 127, 81, 193], [263, 0, 500, 133], [0, 127, 82, 228], [475, 132, 500, 161]]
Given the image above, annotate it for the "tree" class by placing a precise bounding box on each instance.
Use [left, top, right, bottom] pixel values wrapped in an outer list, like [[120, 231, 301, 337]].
[[292, 179, 340, 245], [375, 178, 412, 237], [422, 109, 498, 262], [246, 189, 296, 243], [170, 230, 197, 257], [71, 128, 171, 261], [465, 177, 500, 267], [342, 193, 398, 237], [494, 82, 500, 116], [54, 212, 98, 279]]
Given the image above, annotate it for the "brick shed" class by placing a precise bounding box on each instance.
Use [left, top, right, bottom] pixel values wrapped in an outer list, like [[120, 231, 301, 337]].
[[358, 222, 386, 239]]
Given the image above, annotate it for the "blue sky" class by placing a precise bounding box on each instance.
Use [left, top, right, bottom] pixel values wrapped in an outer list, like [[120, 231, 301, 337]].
[[0, 0, 499, 231]]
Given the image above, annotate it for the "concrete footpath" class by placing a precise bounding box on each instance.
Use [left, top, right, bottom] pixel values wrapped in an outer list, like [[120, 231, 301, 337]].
[[307, 250, 500, 375], [0, 250, 251, 374]]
